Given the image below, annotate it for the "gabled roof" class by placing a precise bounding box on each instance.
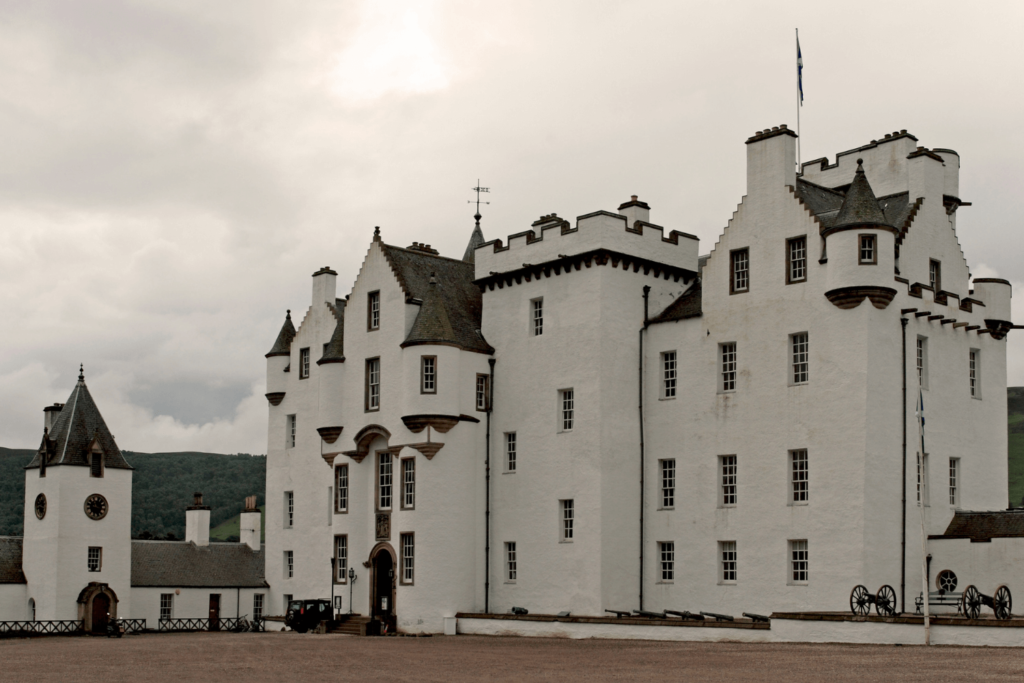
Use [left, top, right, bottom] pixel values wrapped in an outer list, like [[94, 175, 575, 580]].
[[0, 537, 26, 584], [795, 178, 846, 228], [934, 510, 1024, 542], [649, 280, 703, 324], [380, 243, 493, 354], [831, 160, 893, 231], [131, 540, 267, 587], [318, 299, 346, 364], [25, 369, 132, 471], [265, 310, 296, 358], [463, 223, 486, 263]]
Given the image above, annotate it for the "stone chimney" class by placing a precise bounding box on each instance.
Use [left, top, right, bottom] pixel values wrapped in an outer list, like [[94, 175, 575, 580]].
[[745, 125, 797, 198], [239, 495, 262, 551], [43, 403, 63, 432], [617, 196, 650, 227], [185, 492, 211, 547], [312, 266, 338, 307]]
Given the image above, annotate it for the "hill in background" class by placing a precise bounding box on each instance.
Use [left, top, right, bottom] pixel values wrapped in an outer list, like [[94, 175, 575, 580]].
[[1008, 387, 1024, 507], [0, 449, 264, 539]]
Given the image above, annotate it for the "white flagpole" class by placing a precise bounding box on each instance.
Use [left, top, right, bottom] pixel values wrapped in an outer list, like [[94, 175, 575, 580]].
[[917, 389, 931, 645]]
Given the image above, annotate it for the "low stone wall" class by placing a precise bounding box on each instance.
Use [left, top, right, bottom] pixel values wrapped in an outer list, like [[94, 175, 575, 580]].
[[455, 613, 771, 642]]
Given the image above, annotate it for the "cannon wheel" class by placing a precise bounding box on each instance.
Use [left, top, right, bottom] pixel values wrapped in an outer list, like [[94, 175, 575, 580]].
[[993, 585, 1012, 621], [962, 585, 982, 619], [875, 585, 897, 617], [850, 585, 871, 616]]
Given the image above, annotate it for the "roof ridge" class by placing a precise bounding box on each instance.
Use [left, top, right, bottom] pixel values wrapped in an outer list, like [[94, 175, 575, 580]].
[[797, 177, 847, 197], [383, 242, 474, 266]]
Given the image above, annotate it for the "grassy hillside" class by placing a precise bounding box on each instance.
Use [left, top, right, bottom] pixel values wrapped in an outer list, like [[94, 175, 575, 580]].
[[210, 505, 266, 542], [0, 449, 265, 539], [1008, 388, 1024, 507]]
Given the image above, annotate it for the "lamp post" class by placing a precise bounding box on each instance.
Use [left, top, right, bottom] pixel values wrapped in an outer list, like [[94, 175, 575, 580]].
[[348, 567, 356, 615], [330, 558, 337, 618]]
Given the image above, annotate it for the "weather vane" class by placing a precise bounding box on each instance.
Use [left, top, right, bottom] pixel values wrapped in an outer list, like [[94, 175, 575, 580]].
[[469, 180, 490, 228]]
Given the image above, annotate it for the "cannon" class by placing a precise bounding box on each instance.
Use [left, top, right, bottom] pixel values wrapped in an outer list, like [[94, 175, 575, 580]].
[[849, 585, 897, 617], [604, 609, 630, 618], [742, 612, 770, 623], [665, 610, 704, 621], [633, 609, 666, 619], [699, 611, 734, 622], [961, 584, 1012, 620]]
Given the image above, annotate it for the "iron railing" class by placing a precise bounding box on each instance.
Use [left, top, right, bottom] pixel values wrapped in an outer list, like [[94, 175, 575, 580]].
[[117, 619, 147, 634], [0, 620, 84, 636], [157, 616, 261, 632]]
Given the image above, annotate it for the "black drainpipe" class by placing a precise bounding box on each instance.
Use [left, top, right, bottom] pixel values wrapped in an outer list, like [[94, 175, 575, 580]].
[[485, 357, 496, 613], [639, 285, 651, 611], [900, 316, 908, 614]]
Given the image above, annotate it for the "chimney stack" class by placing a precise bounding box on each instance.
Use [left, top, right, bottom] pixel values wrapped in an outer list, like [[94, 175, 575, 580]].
[[312, 266, 338, 307], [185, 492, 211, 547], [43, 403, 64, 432], [239, 495, 262, 551], [617, 195, 650, 228]]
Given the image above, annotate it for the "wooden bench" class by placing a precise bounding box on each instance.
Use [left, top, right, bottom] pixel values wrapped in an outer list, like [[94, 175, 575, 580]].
[[915, 590, 963, 615]]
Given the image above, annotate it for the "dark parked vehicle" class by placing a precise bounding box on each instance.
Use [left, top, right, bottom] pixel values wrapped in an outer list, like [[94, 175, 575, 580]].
[[285, 599, 333, 633]]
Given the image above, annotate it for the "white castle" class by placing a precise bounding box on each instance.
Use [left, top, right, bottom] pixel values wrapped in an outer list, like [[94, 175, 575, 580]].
[[261, 125, 1018, 632]]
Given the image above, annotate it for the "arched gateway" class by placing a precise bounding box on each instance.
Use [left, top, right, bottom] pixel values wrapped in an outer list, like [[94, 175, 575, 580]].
[[369, 543, 396, 632], [77, 582, 119, 633]]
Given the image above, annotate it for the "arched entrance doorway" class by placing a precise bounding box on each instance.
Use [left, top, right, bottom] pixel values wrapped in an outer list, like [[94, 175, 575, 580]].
[[92, 594, 110, 634], [369, 543, 396, 632], [76, 582, 119, 634]]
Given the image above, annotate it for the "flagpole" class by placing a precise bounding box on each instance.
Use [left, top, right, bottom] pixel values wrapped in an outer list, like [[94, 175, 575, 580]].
[[917, 389, 931, 645], [795, 28, 801, 172]]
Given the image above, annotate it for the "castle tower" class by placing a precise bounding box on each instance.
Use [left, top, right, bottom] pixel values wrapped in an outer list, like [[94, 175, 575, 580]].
[[22, 367, 133, 630]]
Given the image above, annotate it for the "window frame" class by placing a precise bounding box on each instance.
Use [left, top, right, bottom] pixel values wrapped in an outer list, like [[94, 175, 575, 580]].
[[786, 236, 807, 284], [560, 499, 574, 542], [420, 355, 437, 394], [367, 290, 380, 331], [790, 332, 809, 385], [729, 248, 750, 294], [476, 374, 490, 412], [335, 464, 348, 513], [789, 539, 809, 585], [87, 546, 102, 572], [719, 541, 737, 584], [299, 347, 310, 379], [400, 533, 415, 585], [531, 298, 543, 336], [505, 432, 517, 473], [365, 357, 381, 412], [790, 449, 808, 505], [661, 350, 677, 399], [720, 455, 737, 507], [284, 550, 294, 579], [286, 414, 296, 449], [916, 337, 929, 390], [284, 491, 294, 528], [949, 457, 960, 508], [160, 593, 173, 621], [858, 234, 877, 265], [377, 450, 393, 511], [719, 343, 737, 393], [559, 388, 575, 432], [253, 594, 264, 622], [334, 535, 348, 584], [89, 450, 104, 478], [929, 259, 942, 293], [660, 458, 676, 509], [658, 541, 675, 583], [401, 457, 415, 510], [969, 349, 981, 399], [505, 541, 517, 583]]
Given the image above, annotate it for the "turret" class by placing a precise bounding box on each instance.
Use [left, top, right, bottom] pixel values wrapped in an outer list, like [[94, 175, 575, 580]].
[[265, 310, 295, 403]]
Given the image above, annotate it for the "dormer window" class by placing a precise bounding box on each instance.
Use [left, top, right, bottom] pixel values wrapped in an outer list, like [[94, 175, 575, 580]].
[[368, 291, 380, 330], [90, 449, 104, 478]]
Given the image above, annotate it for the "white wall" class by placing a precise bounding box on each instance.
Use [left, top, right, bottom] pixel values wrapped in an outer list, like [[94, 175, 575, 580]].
[[130, 587, 268, 624], [0, 583, 28, 621]]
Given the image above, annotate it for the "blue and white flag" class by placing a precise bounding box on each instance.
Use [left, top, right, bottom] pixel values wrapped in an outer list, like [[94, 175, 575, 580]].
[[797, 33, 804, 106]]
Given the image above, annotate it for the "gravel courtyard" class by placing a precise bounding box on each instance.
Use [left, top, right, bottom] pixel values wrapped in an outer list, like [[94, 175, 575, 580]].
[[2, 631, 1023, 682]]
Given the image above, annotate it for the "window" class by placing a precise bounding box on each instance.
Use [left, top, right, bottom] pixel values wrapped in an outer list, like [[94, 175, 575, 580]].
[[916, 337, 928, 389], [29, 598, 35, 622], [859, 235, 877, 264], [287, 414, 296, 449], [662, 351, 677, 398], [506, 542, 517, 582], [87, 547, 101, 572], [730, 248, 749, 293], [421, 356, 436, 394], [476, 374, 489, 411], [160, 594, 173, 621], [299, 348, 310, 379], [253, 594, 264, 622], [90, 451, 103, 478], [720, 343, 737, 392], [720, 541, 737, 583], [560, 499, 574, 541], [790, 450, 808, 503], [402, 458, 415, 509], [284, 491, 294, 528], [791, 333, 809, 384], [532, 298, 543, 336], [560, 389, 574, 432], [929, 259, 942, 293], [720, 455, 737, 506], [917, 453, 929, 506], [659, 542, 675, 582], [366, 358, 380, 411], [790, 540, 808, 583], [284, 551, 294, 578], [378, 451, 393, 510], [334, 535, 348, 582], [401, 533, 414, 584], [368, 291, 380, 330], [970, 349, 981, 398], [660, 459, 676, 508], [335, 465, 348, 513], [505, 432, 517, 472], [949, 458, 960, 507], [787, 236, 807, 283]]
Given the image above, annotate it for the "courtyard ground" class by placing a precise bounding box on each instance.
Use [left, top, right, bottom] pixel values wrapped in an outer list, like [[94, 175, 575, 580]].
[[1, 631, 1023, 682]]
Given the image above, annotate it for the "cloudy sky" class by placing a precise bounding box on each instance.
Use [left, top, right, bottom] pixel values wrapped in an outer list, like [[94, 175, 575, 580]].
[[2, 0, 1022, 454]]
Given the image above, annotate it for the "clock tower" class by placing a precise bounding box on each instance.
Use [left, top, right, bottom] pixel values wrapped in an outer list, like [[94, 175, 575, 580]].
[[22, 367, 133, 628]]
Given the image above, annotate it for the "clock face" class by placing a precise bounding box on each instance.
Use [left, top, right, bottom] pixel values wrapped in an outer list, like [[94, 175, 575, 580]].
[[84, 494, 108, 521], [34, 494, 46, 520]]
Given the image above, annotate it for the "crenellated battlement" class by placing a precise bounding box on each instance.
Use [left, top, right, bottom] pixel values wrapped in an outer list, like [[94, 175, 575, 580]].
[[474, 199, 699, 279]]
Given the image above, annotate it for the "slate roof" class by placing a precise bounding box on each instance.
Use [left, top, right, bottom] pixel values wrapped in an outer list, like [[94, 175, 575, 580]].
[[650, 280, 703, 324], [380, 243, 493, 354], [935, 511, 1024, 542], [0, 537, 26, 584], [25, 372, 132, 471], [831, 160, 893, 230], [402, 275, 457, 347], [131, 540, 267, 587], [318, 299, 346, 364], [463, 223, 486, 263], [877, 192, 913, 232], [795, 178, 846, 228], [266, 310, 296, 358]]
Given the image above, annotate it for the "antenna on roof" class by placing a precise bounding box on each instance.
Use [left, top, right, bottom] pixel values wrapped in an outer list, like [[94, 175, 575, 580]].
[[469, 180, 490, 228]]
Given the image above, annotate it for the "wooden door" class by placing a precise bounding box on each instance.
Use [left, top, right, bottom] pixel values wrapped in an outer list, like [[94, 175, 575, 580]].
[[92, 593, 110, 634], [209, 594, 221, 631]]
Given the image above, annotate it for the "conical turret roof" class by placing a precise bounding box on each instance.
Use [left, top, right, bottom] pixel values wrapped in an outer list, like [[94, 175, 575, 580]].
[[463, 223, 485, 263], [26, 366, 132, 470], [265, 310, 296, 358], [402, 273, 456, 347], [832, 159, 893, 230], [318, 300, 346, 365]]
